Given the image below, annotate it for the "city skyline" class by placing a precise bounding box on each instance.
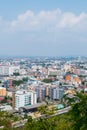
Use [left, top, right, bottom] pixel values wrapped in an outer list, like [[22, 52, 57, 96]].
[[0, 0, 87, 57]]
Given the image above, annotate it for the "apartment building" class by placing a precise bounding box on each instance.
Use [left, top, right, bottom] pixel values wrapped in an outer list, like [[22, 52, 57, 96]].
[[0, 65, 20, 76], [35, 86, 46, 102], [14, 90, 37, 110], [48, 86, 64, 100]]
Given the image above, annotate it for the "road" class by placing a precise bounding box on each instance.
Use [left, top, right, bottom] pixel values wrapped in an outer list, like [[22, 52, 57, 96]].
[[36, 106, 71, 120], [13, 106, 71, 128]]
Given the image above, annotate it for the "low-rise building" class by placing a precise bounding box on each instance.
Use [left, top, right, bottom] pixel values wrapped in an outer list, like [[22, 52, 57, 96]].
[[0, 87, 7, 97]]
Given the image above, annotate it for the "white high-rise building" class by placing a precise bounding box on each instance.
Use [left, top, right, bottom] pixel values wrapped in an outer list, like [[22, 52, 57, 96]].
[[0, 65, 9, 76], [0, 65, 20, 76], [15, 90, 37, 110]]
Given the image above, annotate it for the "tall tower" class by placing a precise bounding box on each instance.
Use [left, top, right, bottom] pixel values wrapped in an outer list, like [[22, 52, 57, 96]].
[[12, 92, 15, 109], [9, 79, 13, 89]]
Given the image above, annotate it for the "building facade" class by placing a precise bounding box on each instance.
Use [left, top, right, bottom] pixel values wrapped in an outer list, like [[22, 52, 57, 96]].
[[0, 87, 7, 97], [15, 90, 37, 110], [35, 86, 46, 102], [0, 65, 20, 76], [48, 86, 64, 100]]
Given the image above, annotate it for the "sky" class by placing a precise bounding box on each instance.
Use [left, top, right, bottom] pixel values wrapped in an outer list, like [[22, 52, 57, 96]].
[[0, 0, 87, 57]]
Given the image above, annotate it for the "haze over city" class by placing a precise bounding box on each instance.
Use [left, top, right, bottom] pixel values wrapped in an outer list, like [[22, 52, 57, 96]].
[[0, 1, 87, 129], [0, 0, 87, 57]]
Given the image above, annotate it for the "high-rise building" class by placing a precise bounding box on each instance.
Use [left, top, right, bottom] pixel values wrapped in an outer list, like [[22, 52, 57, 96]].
[[0, 65, 20, 76], [48, 86, 64, 100], [35, 86, 46, 102], [15, 90, 37, 110]]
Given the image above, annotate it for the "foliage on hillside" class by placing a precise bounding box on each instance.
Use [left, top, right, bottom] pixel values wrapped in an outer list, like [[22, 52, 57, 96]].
[[0, 93, 87, 130], [24, 93, 87, 130]]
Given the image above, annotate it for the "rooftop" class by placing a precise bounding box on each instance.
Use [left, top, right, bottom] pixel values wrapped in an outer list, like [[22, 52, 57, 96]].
[[21, 102, 46, 110]]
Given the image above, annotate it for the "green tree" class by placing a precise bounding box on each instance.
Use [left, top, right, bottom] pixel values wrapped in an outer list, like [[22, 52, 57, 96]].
[[55, 114, 73, 130], [38, 105, 47, 114], [69, 93, 87, 130], [24, 113, 28, 119], [22, 77, 28, 82], [13, 115, 19, 122], [12, 80, 23, 86], [24, 116, 36, 130]]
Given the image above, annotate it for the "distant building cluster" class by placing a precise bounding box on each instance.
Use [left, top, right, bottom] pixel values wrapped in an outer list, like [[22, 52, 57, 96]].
[[0, 65, 20, 76]]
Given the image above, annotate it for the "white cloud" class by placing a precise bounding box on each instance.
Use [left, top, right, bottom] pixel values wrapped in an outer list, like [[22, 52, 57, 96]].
[[58, 12, 87, 29], [9, 9, 61, 32], [0, 8, 87, 33], [0, 9, 87, 56]]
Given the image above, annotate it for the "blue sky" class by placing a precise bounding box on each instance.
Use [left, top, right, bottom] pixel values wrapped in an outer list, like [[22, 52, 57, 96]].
[[0, 0, 87, 57]]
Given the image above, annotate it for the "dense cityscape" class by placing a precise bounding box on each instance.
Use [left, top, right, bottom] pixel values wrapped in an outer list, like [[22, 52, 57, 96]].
[[0, 0, 87, 129], [0, 56, 86, 129]]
